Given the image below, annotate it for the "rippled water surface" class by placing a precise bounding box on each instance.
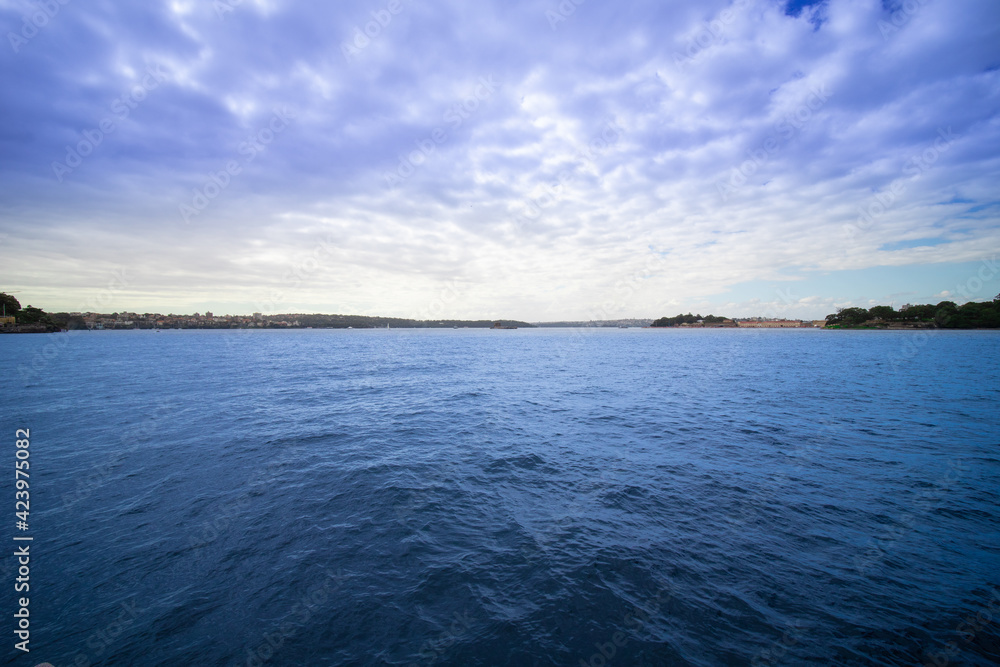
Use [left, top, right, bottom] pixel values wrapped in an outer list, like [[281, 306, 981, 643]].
[[2, 328, 999, 666]]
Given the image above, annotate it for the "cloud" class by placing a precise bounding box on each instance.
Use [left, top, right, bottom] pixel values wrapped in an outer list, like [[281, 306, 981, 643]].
[[1, 0, 998, 319]]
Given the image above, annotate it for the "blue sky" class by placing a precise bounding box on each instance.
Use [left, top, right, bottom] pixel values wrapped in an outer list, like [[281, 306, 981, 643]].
[[1, 0, 998, 320]]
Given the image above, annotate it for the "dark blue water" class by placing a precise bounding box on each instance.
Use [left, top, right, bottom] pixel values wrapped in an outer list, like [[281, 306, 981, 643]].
[[2, 328, 999, 666]]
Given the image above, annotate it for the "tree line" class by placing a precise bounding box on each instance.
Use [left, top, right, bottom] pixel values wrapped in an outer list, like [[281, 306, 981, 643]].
[[651, 313, 729, 327], [826, 296, 1000, 328], [0, 293, 61, 331]]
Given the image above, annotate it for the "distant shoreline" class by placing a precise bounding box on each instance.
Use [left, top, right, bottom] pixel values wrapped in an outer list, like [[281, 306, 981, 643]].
[[4, 292, 999, 334], [8, 325, 1000, 335]]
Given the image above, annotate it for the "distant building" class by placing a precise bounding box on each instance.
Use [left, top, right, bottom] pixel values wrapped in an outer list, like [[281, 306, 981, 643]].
[[0, 316, 16, 327], [737, 320, 803, 328]]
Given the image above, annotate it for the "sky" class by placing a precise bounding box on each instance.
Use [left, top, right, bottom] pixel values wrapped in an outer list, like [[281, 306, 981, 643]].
[[1, 0, 999, 321]]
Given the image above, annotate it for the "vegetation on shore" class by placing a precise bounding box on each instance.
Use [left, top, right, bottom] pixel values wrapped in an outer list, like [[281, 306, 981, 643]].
[[7, 290, 1000, 333], [0, 293, 61, 332], [0, 295, 536, 331], [651, 313, 730, 327], [825, 296, 1000, 329]]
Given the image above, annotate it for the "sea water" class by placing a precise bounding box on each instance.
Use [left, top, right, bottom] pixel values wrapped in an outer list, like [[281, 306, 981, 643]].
[[1, 328, 998, 665]]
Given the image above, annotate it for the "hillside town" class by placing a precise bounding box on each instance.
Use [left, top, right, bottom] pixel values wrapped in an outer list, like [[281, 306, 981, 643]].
[[76, 311, 300, 330], [660, 318, 828, 328]]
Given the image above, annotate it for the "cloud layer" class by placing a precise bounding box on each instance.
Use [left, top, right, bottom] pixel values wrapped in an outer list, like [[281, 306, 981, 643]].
[[2, 0, 999, 319]]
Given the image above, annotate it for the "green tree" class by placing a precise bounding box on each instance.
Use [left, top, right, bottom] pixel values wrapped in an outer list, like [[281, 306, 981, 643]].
[[934, 301, 958, 327], [903, 304, 935, 321], [49, 312, 87, 330], [980, 307, 1000, 328], [0, 292, 21, 316], [868, 305, 896, 321], [826, 307, 870, 327], [16, 306, 46, 324], [652, 312, 728, 327], [12, 305, 60, 331]]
